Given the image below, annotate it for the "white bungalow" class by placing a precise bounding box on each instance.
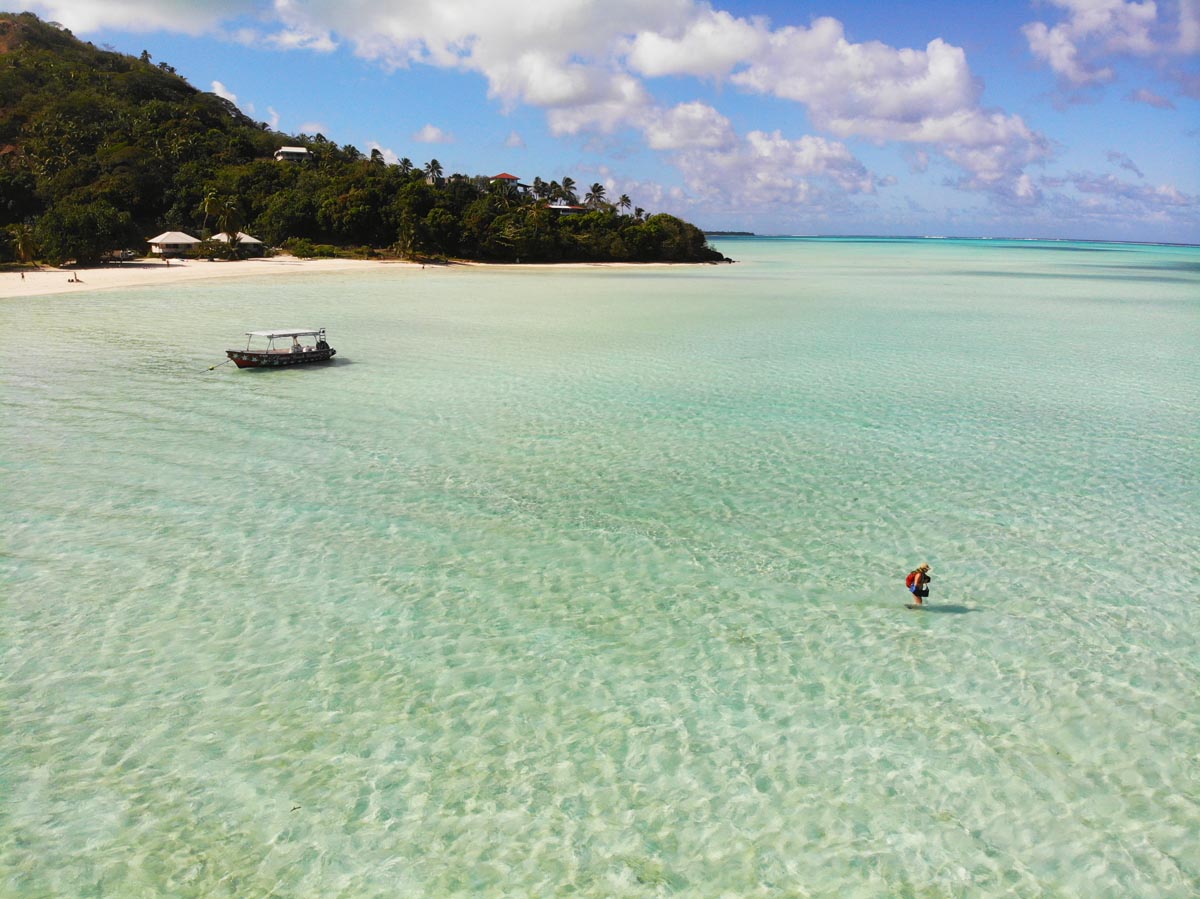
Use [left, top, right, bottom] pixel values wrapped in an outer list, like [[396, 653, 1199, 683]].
[[274, 146, 311, 163], [212, 231, 265, 255], [213, 231, 265, 248], [147, 231, 200, 256]]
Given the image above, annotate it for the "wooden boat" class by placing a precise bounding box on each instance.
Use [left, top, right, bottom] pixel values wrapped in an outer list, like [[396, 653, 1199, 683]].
[[226, 329, 336, 368]]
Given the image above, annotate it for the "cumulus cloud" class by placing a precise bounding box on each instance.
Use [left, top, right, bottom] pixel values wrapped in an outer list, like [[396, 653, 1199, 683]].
[[670, 127, 880, 212], [1182, 0, 1200, 51], [641, 101, 736, 151], [28, 0, 243, 34], [504, 130, 525, 148], [626, 9, 766, 79], [1041, 170, 1198, 225], [1106, 150, 1144, 177], [623, 12, 1050, 198], [264, 27, 338, 53], [367, 141, 400, 164], [544, 73, 651, 135], [720, 17, 1049, 197], [1066, 172, 1194, 206], [732, 21, 981, 129], [413, 124, 454, 144], [1023, 0, 1197, 87], [210, 80, 237, 104], [37, 0, 1056, 210], [1125, 87, 1176, 107]]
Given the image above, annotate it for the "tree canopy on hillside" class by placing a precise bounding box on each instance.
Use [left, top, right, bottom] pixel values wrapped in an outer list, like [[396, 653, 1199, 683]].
[[0, 12, 726, 266]]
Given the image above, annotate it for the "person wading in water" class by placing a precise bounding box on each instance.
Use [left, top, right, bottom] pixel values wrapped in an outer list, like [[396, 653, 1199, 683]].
[[906, 563, 931, 605]]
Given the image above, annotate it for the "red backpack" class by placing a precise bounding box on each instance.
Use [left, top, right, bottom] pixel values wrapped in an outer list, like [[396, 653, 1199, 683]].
[[905, 570, 918, 589]]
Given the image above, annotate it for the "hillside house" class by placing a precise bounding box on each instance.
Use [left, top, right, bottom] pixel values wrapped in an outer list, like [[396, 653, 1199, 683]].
[[274, 146, 311, 163]]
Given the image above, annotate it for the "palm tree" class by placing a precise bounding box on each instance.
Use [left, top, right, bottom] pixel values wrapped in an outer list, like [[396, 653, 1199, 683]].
[[619, 194, 632, 214], [7, 223, 36, 265], [398, 157, 414, 176], [634, 206, 645, 221], [585, 182, 608, 208], [370, 148, 385, 167], [532, 177, 548, 200], [561, 177, 577, 204], [489, 179, 518, 209], [214, 196, 243, 249], [424, 159, 444, 184], [199, 188, 221, 235]]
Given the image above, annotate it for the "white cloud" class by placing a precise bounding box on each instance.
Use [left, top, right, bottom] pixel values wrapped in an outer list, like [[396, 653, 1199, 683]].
[[733, 21, 981, 127], [298, 121, 327, 136], [28, 0, 241, 34], [626, 9, 765, 79], [264, 27, 338, 52], [38, 0, 1058, 210], [1106, 149, 1144, 177], [1041, 169, 1198, 225], [367, 141, 400, 164], [1022, 0, 1194, 86], [266, 106, 281, 129], [907, 149, 931, 174], [1023, 19, 1109, 84], [210, 80, 237, 104], [1124, 87, 1176, 107], [544, 74, 650, 135], [719, 17, 1049, 197], [1067, 172, 1194, 206], [641, 101, 736, 151], [670, 128, 879, 213], [505, 130, 525, 148], [1181, 0, 1200, 52], [413, 124, 454, 144]]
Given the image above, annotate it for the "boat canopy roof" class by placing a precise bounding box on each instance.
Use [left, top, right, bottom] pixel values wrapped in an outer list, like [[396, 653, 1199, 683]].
[[246, 329, 325, 338]]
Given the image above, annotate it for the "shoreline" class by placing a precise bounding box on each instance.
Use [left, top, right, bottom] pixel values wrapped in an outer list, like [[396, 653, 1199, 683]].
[[0, 255, 714, 299], [0, 256, 418, 299]]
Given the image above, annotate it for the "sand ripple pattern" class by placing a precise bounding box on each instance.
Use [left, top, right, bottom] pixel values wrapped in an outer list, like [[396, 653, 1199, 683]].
[[3, 239, 1198, 897]]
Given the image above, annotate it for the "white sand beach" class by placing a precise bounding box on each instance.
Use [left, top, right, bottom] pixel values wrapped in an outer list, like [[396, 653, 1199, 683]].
[[0, 256, 415, 299], [0, 256, 695, 299]]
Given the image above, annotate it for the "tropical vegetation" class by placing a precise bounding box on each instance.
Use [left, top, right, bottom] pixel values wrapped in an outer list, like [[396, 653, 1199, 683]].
[[0, 12, 727, 266]]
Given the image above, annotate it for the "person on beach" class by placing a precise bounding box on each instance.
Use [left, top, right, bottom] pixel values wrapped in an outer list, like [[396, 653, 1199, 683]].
[[906, 563, 931, 604]]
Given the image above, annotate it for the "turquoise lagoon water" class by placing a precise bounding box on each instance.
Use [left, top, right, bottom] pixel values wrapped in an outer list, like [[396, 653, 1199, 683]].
[[3, 238, 1198, 897]]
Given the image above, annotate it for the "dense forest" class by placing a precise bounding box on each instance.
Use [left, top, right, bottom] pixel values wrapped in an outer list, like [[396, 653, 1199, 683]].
[[0, 12, 727, 266]]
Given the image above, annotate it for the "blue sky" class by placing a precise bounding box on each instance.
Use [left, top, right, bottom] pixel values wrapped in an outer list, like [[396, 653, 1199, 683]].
[[29, 0, 1200, 242]]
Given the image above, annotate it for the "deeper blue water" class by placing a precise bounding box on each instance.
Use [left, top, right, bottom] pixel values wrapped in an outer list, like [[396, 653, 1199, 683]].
[[3, 238, 1198, 897]]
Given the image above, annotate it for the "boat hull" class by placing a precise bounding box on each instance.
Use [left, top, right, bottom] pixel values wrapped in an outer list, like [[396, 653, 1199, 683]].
[[226, 348, 336, 368]]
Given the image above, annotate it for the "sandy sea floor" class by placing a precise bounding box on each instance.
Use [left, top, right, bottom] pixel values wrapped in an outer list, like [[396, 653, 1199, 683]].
[[3, 237, 1197, 897]]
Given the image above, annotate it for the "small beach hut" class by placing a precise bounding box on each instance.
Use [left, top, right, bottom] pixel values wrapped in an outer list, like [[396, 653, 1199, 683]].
[[147, 231, 200, 257], [212, 231, 265, 256]]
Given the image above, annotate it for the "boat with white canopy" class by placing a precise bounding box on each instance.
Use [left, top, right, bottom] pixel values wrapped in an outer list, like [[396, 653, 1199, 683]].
[[226, 328, 336, 368]]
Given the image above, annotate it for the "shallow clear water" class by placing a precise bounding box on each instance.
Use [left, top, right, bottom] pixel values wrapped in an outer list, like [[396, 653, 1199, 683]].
[[3, 238, 1198, 897]]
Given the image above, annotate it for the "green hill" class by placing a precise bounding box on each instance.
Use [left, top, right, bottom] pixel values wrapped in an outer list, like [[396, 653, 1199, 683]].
[[0, 12, 727, 265]]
